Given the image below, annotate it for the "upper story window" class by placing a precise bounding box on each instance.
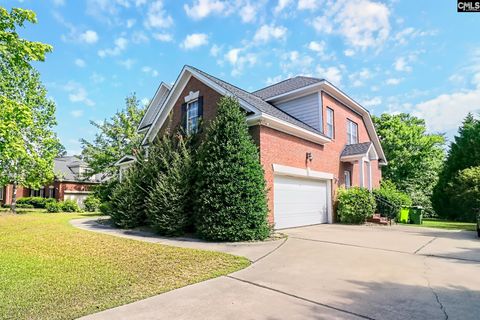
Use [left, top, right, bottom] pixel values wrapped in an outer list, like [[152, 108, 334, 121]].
[[326, 107, 334, 138], [347, 119, 358, 145], [186, 100, 199, 134]]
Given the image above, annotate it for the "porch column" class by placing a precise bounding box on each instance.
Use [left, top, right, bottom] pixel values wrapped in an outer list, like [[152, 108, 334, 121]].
[[359, 158, 364, 188], [367, 160, 372, 190]]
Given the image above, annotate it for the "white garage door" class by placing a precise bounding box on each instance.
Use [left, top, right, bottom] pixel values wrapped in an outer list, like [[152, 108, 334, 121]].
[[64, 192, 90, 208], [274, 175, 329, 229]]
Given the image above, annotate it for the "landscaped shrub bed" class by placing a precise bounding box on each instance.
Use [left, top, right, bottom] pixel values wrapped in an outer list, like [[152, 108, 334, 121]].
[[104, 97, 270, 241], [373, 180, 412, 219], [17, 197, 55, 208], [337, 187, 376, 224]]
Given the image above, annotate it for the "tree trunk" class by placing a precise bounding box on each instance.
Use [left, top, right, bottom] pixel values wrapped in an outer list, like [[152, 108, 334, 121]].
[[11, 182, 17, 214]]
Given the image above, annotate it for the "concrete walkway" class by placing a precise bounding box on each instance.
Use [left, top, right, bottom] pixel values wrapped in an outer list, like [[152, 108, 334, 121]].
[[75, 220, 480, 320]]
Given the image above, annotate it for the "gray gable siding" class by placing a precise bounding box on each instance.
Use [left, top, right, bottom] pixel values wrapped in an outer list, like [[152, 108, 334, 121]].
[[275, 93, 322, 132]]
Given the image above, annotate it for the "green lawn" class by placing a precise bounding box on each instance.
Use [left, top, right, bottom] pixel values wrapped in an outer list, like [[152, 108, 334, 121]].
[[409, 218, 477, 231], [0, 212, 250, 320]]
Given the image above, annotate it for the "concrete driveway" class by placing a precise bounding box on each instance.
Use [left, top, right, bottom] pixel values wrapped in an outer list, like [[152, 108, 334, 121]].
[[79, 223, 480, 320]]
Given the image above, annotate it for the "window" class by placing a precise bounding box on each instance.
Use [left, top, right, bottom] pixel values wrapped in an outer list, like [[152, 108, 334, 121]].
[[0, 187, 3, 201], [326, 108, 334, 138], [344, 171, 351, 188], [347, 119, 358, 144], [186, 100, 199, 135], [49, 187, 55, 199]]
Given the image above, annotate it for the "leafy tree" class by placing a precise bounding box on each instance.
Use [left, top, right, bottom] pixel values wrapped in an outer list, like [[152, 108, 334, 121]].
[[372, 113, 445, 211], [146, 133, 192, 236], [81, 94, 145, 175], [433, 113, 480, 219], [0, 7, 60, 213], [444, 166, 480, 222], [193, 97, 270, 241]]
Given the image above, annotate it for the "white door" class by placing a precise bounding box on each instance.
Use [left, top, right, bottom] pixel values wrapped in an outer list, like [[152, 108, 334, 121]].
[[274, 175, 329, 229]]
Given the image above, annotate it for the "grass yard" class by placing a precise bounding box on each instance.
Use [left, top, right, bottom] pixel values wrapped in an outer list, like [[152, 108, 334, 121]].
[[0, 212, 250, 320], [410, 218, 477, 231]]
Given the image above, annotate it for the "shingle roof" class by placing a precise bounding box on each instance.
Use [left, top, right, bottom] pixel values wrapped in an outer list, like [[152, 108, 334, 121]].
[[54, 156, 101, 183], [252, 76, 323, 100], [341, 142, 372, 157], [187, 66, 328, 138]]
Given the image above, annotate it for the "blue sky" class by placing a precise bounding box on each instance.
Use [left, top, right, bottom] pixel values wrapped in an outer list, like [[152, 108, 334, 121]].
[[6, 0, 480, 155]]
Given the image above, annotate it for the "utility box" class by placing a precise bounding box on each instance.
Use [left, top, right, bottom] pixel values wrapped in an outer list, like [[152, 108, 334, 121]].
[[409, 206, 424, 225], [399, 207, 410, 224]]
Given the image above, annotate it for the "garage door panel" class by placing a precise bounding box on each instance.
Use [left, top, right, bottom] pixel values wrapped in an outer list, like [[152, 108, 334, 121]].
[[274, 175, 329, 229]]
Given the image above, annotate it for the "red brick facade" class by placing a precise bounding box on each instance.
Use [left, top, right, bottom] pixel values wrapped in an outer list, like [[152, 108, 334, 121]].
[[154, 76, 382, 223]]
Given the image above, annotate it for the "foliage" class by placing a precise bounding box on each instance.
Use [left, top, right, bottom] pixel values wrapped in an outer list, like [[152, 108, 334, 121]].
[[16, 197, 53, 208], [433, 114, 480, 220], [0, 212, 249, 320], [146, 134, 192, 236], [83, 196, 101, 212], [0, 7, 60, 213], [337, 187, 376, 224], [45, 201, 61, 213], [372, 113, 445, 211], [193, 97, 270, 241], [61, 200, 81, 212], [107, 162, 147, 228], [373, 180, 412, 219], [81, 94, 145, 175], [443, 166, 480, 222]]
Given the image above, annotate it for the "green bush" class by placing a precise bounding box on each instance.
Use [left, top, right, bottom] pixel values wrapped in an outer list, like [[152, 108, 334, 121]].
[[46, 201, 62, 213], [193, 97, 270, 241], [17, 197, 49, 208], [337, 187, 376, 224], [146, 134, 192, 236], [373, 180, 412, 219], [61, 200, 81, 212], [84, 196, 101, 212], [108, 163, 147, 228], [446, 166, 480, 222], [99, 202, 112, 216]]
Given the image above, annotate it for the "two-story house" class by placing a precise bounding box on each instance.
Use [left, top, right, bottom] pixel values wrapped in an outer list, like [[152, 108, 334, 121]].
[[1, 156, 102, 208], [118, 65, 386, 229]]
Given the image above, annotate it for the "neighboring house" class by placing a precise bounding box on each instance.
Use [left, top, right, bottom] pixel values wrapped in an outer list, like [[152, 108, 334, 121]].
[[117, 65, 387, 229], [0, 156, 102, 208]]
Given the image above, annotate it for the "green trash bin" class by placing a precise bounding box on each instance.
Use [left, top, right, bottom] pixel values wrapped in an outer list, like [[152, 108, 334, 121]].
[[409, 206, 423, 224], [399, 207, 410, 224]]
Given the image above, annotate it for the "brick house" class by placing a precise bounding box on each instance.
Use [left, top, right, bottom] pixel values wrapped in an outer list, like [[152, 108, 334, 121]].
[[118, 65, 386, 229], [0, 156, 102, 208]]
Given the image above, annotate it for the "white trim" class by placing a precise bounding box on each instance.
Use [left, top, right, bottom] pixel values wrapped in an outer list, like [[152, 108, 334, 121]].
[[247, 113, 331, 145], [63, 190, 93, 194], [272, 164, 334, 180], [367, 160, 372, 191], [137, 82, 171, 131], [184, 90, 199, 103], [114, 155, 137, 167], [317, 92, 323, 134], [359, 158, 365, 188], [264, 81, 386, 164]]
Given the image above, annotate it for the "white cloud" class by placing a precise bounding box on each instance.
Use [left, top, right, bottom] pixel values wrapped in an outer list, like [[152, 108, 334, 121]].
[[280, 50, 314, 75], [79, 30, 99, 44], [74, 58, 86, 68], [298, 0, 321, 10], [386, 77, 402, 85], [312, 0, 390, 50], [98, 37, 128, 57], [274, 0, 293, 14], [53, 0, 65, 6], [64, 81, 95, 106], [253, 24, 287, 43], [307, 40, 325, 54], [210, 44, 221, 57], [239, 2, 257, 23], [413, 89, 480, 133], [90, 72, 105, 84], [394, 27, 437, 45], [70, 109, 84, 118], [224, 48, 257, 76], [181, 33, 209, 50], [141, 97, 150, 106], [126, 19, 136, 28], [349, 68, 372, 87], [265, 75, 285, 85], [141, 66, 159, 77], [145, 0, 173, 28], [361, 96, 382, 107], [153, 33, 173, 42], [119, 58, 136, 69], [184, 0, 226, 20], [344, 49, 355, 57], [316, 65, 342, 85], [132, 31, 149, 44], [394, 57, 412, 72]]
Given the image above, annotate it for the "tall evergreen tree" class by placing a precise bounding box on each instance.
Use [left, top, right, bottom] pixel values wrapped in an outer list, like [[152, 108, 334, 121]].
[[433, 113, 480, 219], [193, 96, 270, 241]]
